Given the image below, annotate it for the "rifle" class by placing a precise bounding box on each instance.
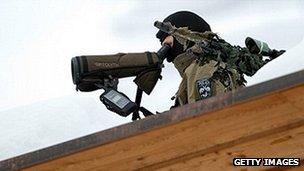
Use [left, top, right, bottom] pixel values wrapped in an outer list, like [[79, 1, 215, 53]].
[[154, 20, 285, 77], [154, 21, 217, 50], [71, 44, 170, 121]]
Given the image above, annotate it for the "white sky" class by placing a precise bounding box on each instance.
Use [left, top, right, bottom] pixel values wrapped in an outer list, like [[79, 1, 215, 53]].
[[0, 0, 304, 160]]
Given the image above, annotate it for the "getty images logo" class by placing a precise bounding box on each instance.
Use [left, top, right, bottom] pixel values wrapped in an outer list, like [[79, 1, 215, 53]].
[[233, 158, 300, 167]]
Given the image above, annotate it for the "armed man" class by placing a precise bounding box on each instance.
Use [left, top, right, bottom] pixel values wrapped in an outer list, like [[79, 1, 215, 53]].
[[71, 11, 284, 120], [155, 11, 284, 107]]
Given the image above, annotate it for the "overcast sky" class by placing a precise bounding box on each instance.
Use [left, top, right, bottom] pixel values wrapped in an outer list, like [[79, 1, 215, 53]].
[[0, 0, 304, 160]]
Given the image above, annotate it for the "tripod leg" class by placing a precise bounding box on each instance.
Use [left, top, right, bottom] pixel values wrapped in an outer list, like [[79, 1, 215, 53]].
[[132, 87, 143, 121], [132, 87, 154, 120], [139, 107, 154, 117], [132, 111, 141, 121]]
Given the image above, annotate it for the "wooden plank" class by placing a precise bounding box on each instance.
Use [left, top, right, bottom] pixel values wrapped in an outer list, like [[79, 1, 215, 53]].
[[0, 70, 303, 171], [22, 84, 304, 170], [156, 124, 304, 171]]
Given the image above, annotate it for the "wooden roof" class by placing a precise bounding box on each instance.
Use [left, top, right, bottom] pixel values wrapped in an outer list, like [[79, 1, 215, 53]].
[[1, 70, 304, 171]]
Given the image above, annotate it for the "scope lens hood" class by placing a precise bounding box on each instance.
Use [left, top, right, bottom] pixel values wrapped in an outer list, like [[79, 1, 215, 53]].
[[71, 56, 82, 85]]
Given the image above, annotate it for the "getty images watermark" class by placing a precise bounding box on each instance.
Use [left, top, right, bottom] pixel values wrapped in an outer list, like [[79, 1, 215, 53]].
[[233, 158, 300, 167]]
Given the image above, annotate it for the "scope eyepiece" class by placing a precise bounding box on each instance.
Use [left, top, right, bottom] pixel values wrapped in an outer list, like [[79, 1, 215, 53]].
[[157, 44, 171, 61]]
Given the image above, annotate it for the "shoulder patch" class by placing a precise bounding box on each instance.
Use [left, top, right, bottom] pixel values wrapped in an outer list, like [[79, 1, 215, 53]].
[[196, 78, 212, 99]]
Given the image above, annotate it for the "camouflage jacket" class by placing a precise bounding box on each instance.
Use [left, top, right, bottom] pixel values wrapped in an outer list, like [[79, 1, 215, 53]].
[[173, 38, 269, 106]]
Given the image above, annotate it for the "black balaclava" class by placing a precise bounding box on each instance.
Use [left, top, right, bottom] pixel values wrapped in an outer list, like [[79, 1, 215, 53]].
[[156, 11, 211, 62]]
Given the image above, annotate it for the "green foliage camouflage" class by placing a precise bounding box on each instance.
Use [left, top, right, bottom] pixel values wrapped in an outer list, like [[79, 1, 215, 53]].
[[154, 21, 281, 85]]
